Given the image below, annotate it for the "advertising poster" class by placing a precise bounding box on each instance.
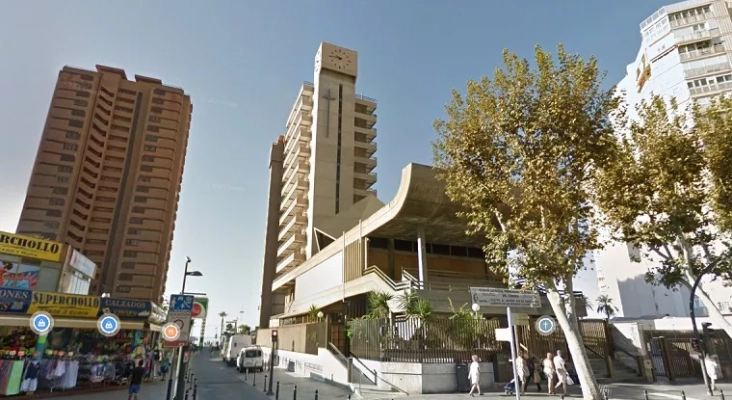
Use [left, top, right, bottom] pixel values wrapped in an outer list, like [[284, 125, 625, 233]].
[[100, 297, 152, 319], [0, 288, 32, 314], [0, 260, 40, 290], [0, 231, 62, 262], [28, 291, 100, 318], [191, 297, 208, 319]]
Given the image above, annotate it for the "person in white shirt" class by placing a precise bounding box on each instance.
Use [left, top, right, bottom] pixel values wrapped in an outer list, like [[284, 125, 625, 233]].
[[514, 351, 528, 395], [468, 355, 482, 397], [542, 352, 556, 395], [705, 354, 719, 391], [553, 350, 568, 396]]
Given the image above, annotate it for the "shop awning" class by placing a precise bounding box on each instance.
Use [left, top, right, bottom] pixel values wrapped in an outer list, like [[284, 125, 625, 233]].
[[0, 315, 145, 330]]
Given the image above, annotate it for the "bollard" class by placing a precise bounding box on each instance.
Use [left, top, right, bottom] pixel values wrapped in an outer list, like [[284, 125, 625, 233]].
[[721, 390, 725, 400], [561, 395, 565, 400], [264, 375, 268, 393], [681, 391, 687, 400], [315, 389, 319, 400], [644, 390, 649, 400], [245, 368, 248, 381], [276, 381, 280, 400], [604, 389, 609, 400], [253, 370, 257, 386], [184, 388, 190, 400], [193, 384, 198, 400], [347, 396, 351, 400], [293, 384, 298, 400]]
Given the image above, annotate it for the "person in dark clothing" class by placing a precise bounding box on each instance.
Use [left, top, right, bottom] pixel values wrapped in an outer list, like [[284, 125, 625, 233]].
[[128, 359, 146, 400], [527, 356, 542, 392]]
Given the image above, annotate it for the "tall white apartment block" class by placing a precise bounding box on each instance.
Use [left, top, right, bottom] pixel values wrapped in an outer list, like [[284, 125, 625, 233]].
[[597, 0, 732, 319]]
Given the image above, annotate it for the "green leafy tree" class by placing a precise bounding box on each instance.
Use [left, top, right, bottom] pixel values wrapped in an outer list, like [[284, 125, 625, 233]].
[[238, 325, 252, 335], [594, 95, 732, 338], [433, 44, 617, 400], [595, 294, 616, 319]]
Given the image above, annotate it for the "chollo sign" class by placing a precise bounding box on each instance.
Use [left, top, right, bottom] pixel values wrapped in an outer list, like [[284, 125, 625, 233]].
[[0, 232, 62, 262]]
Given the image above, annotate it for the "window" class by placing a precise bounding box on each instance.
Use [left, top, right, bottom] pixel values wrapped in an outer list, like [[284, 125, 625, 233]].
[[145, 135, 158, 142], [131, 206, 145, 214], [63, 143, 78, 151], [46, 209, 62, 217], [49, 198, 65, 206], [76, 91, 90, 98], [138, 176, 151, 182], [71, 109, 86, 117], [44, 221, 59, 229], [144, 145, 157, 152], [68, 120, 84, 128], [58, 165, 73, 173], [140, 165, 153, 172], [121, 262, 136, 269], [126, 240, 139, 246], [142, 155, 155, 162], [127, 229, 140, 235], [122, 250, 137, 257], [80, 74, 94, 81], [60, 154, 76, 162], [130, 217, 144, 224], [52, 187, 68, 195], [136, 186, 150, 193], [134, 196, 148, 203], [150, 107, 163, 114], [154, 88, 166, 95], [66, 131, 80, 140], [151, 97, 164, 105], [57, 176, 69, 184], [74, 100, 88, 107], [147, 125, 160, 133], [148, 116, 161, 123], [117, 285, 131, 293]]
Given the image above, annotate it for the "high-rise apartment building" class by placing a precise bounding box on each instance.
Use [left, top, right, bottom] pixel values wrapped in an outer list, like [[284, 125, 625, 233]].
[[16, 65, 192, 302], [259, 43, 378, 327], [594, 0, 732, 318]]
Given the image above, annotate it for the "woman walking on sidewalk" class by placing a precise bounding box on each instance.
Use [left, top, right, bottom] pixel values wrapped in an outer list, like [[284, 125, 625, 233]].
[[468, 355, 482, 397]]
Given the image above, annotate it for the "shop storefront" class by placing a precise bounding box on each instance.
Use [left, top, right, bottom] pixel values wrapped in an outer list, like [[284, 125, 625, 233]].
[[0, 232, 65, 293], [0, 289, 166, 396]]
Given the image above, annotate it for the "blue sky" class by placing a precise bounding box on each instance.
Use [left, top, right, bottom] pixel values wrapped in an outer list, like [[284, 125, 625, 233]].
[[0, 0, 669, 332]]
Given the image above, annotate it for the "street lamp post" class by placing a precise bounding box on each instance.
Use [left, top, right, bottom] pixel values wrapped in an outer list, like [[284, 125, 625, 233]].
[[471, 303, 481, 319], [166, 257, 203, 400]]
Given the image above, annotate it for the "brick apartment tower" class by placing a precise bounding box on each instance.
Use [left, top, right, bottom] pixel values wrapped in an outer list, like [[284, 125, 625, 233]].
[[16, 65, 192, 302], [259, 42, 378, 327]]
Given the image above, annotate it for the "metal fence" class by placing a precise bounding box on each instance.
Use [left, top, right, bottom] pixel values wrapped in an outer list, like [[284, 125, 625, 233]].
[[643, 329, 732, 380]]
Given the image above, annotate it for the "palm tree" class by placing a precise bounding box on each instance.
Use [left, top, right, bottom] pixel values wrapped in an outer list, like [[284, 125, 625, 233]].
[[582, 295, 593, 313], [219, 311, 228, 338], [366, 291, 393, 319], [307, 305, 322, 322], [596, 294, 617, 319]]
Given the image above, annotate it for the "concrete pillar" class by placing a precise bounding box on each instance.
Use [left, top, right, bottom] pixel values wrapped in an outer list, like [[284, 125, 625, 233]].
[[387, 239, 396, 280], [417, 225, 428, 287]]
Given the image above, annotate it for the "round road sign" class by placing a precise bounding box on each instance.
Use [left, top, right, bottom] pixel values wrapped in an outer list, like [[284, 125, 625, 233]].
[[536, 315, 557, 336], [162, 322, 181, 342], [30, 311, 54, 336], [97, 313, 121, 337]]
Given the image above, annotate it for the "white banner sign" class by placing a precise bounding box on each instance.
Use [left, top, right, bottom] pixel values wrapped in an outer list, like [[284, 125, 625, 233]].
[[470, 287, 541, 309]]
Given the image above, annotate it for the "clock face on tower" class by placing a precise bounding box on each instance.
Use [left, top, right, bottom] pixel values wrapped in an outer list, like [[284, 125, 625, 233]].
[[327, 48, 352, 72]]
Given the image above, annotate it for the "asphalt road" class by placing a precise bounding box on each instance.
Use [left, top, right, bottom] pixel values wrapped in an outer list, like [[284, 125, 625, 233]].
[[190, 351, 270, 400]]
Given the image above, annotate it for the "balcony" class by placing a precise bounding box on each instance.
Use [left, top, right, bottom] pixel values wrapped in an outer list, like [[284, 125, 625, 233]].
[[676, 28, 720, 45], [287, 111, 312, 130], [684, 62, 732, 79], [279, 197, 307, 225], [355, 93, 377, 107], [689, 80, 732, 96], [282, 159, 310, 185], [354, 187, 378, 198], [281, 176, 308, 199], [276, 251, 306, 274], [277, 232, 306, 259], [354, 171, 377, 185], [354, 140, 377, 157], [355, 155, 377, 170], [680, 44, 726, 62], [670, 12, 713, 28], [278, 215, 307, 241]]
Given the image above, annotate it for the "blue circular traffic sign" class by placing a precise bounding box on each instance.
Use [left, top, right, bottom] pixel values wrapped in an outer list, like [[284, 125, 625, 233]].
[[30, 311, 54, 336], [536, 315, 557, 336], [97, 313, 121, 337]]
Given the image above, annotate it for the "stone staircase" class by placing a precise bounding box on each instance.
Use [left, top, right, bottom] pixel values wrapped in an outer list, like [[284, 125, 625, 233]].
[[589, 356, 646, 383]]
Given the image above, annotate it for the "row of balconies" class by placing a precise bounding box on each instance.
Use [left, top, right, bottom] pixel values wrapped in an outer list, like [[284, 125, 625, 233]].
[[676, 28, 720, 46], [689, 79, 732, 96], [683, 61, 732, 79], [669, 11, 713, 29], [679, 43, 726, 62]]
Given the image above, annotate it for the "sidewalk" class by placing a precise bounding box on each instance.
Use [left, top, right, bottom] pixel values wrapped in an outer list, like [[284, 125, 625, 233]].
[[70, 381, 169, 400], [235, 367, 355, 400]]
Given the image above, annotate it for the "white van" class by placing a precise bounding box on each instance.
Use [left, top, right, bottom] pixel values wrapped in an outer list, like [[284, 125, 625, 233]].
[[225, 334, 253, 366], [237, 346, 264, 372]]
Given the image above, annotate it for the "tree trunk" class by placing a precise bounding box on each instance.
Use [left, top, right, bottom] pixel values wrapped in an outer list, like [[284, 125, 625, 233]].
[[547, 279, 603, 400], [683, 278, 732, 339]]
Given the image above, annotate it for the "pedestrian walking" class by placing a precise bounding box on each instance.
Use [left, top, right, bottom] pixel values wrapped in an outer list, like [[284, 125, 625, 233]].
[[127, 359, 146, 400], [705, 354, 720, 391], [553, 350, 568, 396], [542, 352, 555, 395], [468, 355, 482, 396]]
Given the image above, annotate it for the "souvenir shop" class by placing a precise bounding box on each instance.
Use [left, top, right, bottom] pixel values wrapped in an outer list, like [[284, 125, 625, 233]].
[[0, 320, 159, 397]]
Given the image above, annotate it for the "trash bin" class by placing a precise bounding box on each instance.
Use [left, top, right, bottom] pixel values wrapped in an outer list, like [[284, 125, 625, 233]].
[[456, 362, 470, 392]]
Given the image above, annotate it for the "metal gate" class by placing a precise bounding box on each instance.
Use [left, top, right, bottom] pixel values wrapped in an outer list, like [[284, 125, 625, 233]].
[[647, 337, 667, 378]]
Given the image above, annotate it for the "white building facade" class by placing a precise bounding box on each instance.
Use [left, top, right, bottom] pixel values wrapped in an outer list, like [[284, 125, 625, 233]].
[[596, 0, 732, 319]]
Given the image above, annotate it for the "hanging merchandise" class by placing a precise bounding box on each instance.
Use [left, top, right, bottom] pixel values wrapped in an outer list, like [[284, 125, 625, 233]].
[[20, 360, 40, 394]]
